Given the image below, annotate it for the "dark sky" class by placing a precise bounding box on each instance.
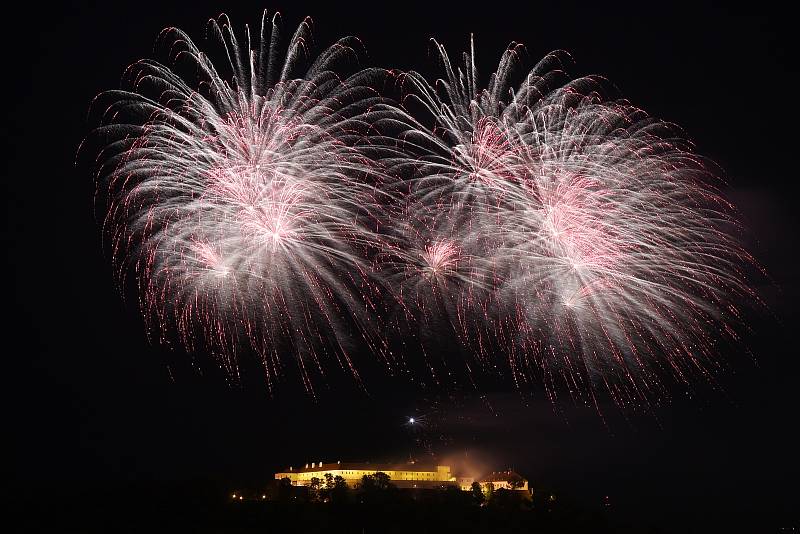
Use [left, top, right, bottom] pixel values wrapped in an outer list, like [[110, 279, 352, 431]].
[[3, 1, 798, 531]]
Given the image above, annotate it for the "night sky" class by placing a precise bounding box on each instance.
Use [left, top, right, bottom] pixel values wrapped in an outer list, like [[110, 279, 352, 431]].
[[3, 2, 797, 532]]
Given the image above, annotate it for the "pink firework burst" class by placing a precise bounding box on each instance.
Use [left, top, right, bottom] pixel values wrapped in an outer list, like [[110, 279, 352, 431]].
[[385, 37, 759, 405], [88, 12, 395, 394]]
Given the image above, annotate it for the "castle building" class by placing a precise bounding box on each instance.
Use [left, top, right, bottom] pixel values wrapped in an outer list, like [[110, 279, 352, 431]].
[[274, 462, 529, 492], [274, 461, 458, 489]]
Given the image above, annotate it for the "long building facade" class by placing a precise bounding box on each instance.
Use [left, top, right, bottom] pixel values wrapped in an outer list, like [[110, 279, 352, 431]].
[[274, 461, 457, 489], [274, 461, 529, 492]]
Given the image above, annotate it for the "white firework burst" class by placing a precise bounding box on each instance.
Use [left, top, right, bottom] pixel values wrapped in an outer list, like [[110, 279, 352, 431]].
[[88, 12, 395, 393], [387, 37, 757, 405]]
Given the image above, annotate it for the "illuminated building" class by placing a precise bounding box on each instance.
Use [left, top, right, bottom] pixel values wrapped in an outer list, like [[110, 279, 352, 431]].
[[479, 470, 529, 491], [274, 461, 458, 489], [274, 462, 529, 492], [456, 476, 476, 491]]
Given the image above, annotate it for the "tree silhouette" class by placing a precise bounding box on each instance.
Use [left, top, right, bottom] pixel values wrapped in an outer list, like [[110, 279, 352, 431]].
[[319, 473, 335, 502], [357, 472, 396, 505], [276, 477, 292, 503], [309, 477, 322, 502], [330, 475, 349, 504], [470, 481, 485, 505], [372, 472, 392, 490], [508, 473, 525, 490], [483, 481, 495, 502]]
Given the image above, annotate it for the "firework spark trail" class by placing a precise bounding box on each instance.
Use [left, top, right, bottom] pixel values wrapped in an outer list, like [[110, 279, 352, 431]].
[[385, 37, 758, 405], [88, 12, 399, 394]]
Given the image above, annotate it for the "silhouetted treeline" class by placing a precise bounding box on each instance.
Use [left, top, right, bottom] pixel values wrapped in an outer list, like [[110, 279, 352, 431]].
[[16, 477, 784, 533], [222, 475, 619, 533]]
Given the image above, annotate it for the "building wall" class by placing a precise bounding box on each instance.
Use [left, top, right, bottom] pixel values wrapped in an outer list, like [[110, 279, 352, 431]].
[[479, 480, 529, 491], [275, 464, 529, 492], [274, 465, 453, 488]]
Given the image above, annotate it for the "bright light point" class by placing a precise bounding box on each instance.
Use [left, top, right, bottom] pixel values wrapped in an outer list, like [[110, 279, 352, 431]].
[[409, 417, 415, 424]]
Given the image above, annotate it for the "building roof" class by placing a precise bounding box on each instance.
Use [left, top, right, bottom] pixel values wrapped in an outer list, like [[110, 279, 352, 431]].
[[277, 461, 447, 474]]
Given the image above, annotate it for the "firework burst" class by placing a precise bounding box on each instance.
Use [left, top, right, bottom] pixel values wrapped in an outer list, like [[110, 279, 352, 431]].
[[88, 12, 395, 394], [388, 37, 757, 405]]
